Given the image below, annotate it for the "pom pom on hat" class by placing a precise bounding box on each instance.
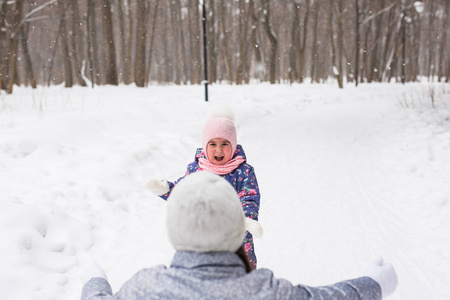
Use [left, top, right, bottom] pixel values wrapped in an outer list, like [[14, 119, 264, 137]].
[[202, 104, 237, 159], [166, 171, 246, 253], [206, 103, 235, 122]]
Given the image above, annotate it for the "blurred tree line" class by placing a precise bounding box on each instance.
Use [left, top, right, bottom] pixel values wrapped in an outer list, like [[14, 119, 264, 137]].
[[0, 0, 448, 94]]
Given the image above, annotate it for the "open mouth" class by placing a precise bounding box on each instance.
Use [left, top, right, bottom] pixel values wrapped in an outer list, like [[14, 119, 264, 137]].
[[214, 156, 224, 162]]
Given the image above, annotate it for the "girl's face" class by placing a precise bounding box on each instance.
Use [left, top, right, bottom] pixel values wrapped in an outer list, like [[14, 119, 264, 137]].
[[206, 138, 233, 165]]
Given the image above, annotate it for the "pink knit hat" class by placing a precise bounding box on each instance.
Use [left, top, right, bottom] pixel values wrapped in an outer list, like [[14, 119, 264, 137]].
[[202, 117, 237, 160], [202, 104, 237, 160]]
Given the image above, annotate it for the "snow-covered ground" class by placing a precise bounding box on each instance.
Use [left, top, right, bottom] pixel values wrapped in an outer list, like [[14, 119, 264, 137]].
[[0, 82, 449, 300]]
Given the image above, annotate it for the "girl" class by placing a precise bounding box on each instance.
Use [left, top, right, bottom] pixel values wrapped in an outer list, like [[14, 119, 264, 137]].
[[146, 106, 262, 269]]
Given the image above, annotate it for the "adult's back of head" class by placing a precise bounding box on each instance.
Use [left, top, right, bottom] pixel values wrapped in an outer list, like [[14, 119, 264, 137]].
[[166, 171, 246, 253]]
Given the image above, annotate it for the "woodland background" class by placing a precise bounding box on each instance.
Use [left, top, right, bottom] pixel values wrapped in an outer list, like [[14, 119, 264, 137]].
[[0, 0, 449, 94]]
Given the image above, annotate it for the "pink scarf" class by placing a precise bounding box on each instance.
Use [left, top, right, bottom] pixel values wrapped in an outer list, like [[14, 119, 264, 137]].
[[198, 156, 246, 175]]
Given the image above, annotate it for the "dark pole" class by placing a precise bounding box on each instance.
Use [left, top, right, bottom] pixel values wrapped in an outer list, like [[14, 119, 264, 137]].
[[202, 1, 209, 101]]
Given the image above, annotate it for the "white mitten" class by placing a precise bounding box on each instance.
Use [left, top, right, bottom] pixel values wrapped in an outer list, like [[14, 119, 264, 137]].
[[81, 263, 107, 285], [245, 218, 263, 238], [145, 179, 170, 196], [364, 257, 398, 298]]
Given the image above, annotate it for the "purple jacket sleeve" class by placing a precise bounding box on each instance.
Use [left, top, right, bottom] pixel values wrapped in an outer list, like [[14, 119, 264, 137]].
[[158, 160, 199, 201], [235, 167, 260, 220]]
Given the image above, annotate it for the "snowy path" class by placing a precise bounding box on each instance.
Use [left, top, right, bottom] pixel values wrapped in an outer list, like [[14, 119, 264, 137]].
[[243, 86, 450, 300], [0, 83, 449, 300]]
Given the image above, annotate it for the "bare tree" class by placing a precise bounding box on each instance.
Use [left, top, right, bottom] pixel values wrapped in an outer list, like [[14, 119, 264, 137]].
[[249, 0, 264, 82], [86, 0, 96, 86], [0, 0, 9, 92], [121, 0, 134, 85], [437, 0, 448, 82], [329, 0, 344, 89], [145, 1, 159, 84], [381, 2, 403, 82], [20, 23, 36, 88], [310, 0, 320, 83], [58, 1, 73, 87], [367, 0, 385, 83], [68, 0, 86, 86], [6, 0, 24, 94], [100, 0, 118, 85], [219, 0, 233, 83], [189, 0, 202, 84], [409, 4, 422, 82], [380, 3, 398, 81], [354, 0, 361, 86], [261, 0, 278, 84], [236, 0, 251, 85], [426, 0, 436, 80], [206, 0, 217, 84], [160, 2, 172, 83], [117, 0, 127, 83], [169, 0, 181, 85], [135, 0, 146, 87], [289, 0, 300, 83], [298, 0, 310, 83]]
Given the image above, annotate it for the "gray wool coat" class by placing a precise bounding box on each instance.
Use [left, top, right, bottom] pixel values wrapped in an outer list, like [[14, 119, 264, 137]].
[[81, 252, 382, 300]]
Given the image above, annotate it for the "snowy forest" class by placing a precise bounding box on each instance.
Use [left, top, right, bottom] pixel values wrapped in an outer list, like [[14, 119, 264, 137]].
[[0, 0, 449, 94], [2, 1, 450, 300]]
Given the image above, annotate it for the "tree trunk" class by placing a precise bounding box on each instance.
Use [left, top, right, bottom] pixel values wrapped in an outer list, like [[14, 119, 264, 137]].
[[135, 0, 146, 87], [58, 1, 73, 88], [20, 24, 36, 88], [310, 0, 319, 83], [169, 1, 181, 85], [219, 0, 234, 83], [367, 0, 385, 83], [0, 0, 8, 92], [261, 0, 278, 84], [236, 0, 251, 85], [161, 3, 172, 83], [409, 8, 421, 82], [207, 0, 217, 84], [329, 0, 343, 89], [426, 0, 435, 81], [117, 0, 127, 83], [86, 0, 95, 87], [437, 0, 449, 82], [289, 1, 300, 83], [68, 0, 86, 86], [298, 0, 310, 83], [122, 0, 134, 84], [354, 0, 360, 86], [336, 0, 344, 88], [381, 3, 403, 82], [446, 61, 449, 83], [101, 0, 118, 85], [175, 0, 188, 84], [145, 2, 159, 85], [7, 0, 24, 94], [249, 0, 263, 82], [380, 3, 397, 81], [360, 0, 373, 83], [190, 0, 202, 84], [89, 0, 102, 85]]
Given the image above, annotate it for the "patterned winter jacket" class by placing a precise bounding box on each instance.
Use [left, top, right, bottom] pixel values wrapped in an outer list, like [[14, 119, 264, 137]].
[[81, 251, 382, 300], [160, 144, 260, 221]]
